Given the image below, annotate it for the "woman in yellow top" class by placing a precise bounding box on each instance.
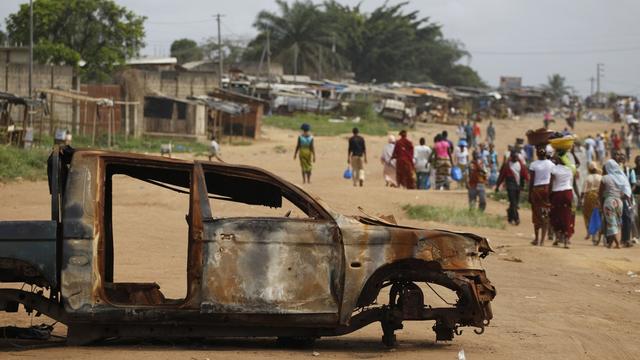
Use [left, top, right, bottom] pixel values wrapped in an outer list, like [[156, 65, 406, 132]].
[[293, 123, 315, 184]]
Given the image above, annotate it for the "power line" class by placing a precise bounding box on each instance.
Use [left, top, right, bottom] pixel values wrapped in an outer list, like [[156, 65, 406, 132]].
[[147, 19, 211, 25], [472, 46, 640, 56]]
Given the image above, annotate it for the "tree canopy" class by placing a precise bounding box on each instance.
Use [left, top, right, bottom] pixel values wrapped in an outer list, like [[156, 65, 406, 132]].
[[170, 38, 203, 64], [0, 30, 6, 45], [544, 74, 570, 101], [246, 1, 485, 87], [5, 0, 146, 82]]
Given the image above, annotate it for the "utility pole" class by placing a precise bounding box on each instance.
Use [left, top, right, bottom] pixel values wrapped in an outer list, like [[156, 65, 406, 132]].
[[589, 77, 595, 96], [596, 63, 604, 99], [215, 14, 224, 89], [28, 0, 33, 127], [266, 29, 271, 91], [318, 45, 323, 80], [293, 43, 298, 83]]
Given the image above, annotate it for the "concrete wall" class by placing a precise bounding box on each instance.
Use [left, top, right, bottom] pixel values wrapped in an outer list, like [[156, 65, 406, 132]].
[[1, 63, 74, 136]]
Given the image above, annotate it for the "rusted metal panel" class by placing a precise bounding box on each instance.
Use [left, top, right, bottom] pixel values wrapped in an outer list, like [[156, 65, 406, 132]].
[[201, 218, 341, 319]]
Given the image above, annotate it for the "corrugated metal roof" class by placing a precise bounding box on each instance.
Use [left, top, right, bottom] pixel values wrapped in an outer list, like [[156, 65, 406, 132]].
[[126, 57, 177, 65]]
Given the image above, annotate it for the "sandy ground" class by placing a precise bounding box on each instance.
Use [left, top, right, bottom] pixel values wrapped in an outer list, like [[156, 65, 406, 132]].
[[1, 115, 639, 360]]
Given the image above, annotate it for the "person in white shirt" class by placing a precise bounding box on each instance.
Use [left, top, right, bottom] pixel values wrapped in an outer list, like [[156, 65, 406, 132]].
[[528, 147, 556, 246], [584, 135, 596, 164], [414, 137, 432, 190], [454, 139, 470, 189], [208, 136, 223, 162], [549, 157, 575, 248]]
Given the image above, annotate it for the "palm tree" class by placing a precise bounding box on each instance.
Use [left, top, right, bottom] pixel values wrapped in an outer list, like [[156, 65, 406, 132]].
[[545, 74, 570, 101], [252, 0, 335, 78]]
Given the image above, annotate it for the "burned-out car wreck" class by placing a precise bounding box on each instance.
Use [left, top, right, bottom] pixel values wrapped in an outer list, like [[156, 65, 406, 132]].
[[0, 147, 495, 346]]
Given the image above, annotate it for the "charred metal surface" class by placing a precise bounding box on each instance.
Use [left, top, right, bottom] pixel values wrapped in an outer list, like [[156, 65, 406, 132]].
[[0, 221, 57, 287], [0, 149, 496, 346]]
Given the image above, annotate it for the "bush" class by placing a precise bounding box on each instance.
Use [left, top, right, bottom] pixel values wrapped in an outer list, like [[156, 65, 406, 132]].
[[264, 113, 389, 136], [402, 204, 506, 230], [72, 134, 210, 153], [0, 145, 49, 182]]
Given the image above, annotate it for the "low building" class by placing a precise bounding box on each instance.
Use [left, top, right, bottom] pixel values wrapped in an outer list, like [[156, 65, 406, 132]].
[[0, 47, 29, 64], [206, 88, 267, 140], [143, 95, 207, 141], [126, 57, 178, 72]]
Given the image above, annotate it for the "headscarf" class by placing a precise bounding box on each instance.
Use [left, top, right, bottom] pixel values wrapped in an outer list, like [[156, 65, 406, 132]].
[[382, 135, 396, 164], [604, 159, 632, 197]]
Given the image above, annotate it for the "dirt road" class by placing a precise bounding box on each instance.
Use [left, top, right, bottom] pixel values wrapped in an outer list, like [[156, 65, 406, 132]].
[[1, 116, 639, 360]]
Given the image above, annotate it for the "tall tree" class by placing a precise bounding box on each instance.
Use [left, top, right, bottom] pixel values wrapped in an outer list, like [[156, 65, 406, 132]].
[[5, 0, 146, 82], [250, 0, 336, 77], [0, 30, 6, 45], [170, 38, 203, 64], [545, 74, 569, 101], [201, 38, 246, 65], [246, 1, 484, 87]]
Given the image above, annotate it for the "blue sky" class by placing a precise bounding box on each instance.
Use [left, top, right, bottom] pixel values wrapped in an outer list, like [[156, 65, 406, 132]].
[[2, 0, 639, 96]]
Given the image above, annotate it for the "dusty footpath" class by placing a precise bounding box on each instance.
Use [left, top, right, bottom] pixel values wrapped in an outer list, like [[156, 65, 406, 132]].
[[1, 116, 639, 360]]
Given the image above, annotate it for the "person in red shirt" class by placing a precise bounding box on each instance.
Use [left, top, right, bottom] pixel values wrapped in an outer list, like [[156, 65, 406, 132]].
[[392, 130, 416, 189], [472, 121, 481, 148], [611, 130, 622, 152]]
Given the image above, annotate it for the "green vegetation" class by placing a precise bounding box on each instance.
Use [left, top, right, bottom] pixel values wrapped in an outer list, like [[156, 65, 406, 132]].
[[0, 146, 49, 182], [0, 135, 216, 182], [170, 38, 203, 64], [402, 204, 506, 230], [246, 1, 485, 86], [264, 113, 389, 136], [6, 0, 146, 82], [72, 134, 210, 153]]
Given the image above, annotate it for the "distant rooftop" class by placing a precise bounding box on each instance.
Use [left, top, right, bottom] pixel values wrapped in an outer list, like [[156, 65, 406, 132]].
[[126, 57, 177, 66]]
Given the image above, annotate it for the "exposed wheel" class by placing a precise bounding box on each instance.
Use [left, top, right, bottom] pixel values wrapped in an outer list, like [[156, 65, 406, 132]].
[[381, 332, 397, 347]]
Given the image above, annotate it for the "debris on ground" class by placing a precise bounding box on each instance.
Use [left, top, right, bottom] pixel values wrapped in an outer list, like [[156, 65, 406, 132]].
[[458, 349, 466, 360], [501, 256, 523, 263]]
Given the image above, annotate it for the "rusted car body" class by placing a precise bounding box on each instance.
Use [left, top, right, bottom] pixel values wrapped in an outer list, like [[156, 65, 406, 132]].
[[0, 148, 495, 346]]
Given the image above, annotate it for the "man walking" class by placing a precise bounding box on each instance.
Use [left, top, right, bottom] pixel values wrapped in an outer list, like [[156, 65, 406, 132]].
[[468, 151, 488, 211], [486, 121, 496, 145], [348, 127, 367, 187], [414, 137, 432, 189]]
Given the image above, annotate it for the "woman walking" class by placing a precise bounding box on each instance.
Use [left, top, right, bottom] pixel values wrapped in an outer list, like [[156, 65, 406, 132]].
[[381, 135, 397, 187], [392, 130, 416, 189], [528, 147, 555, 245], [549, 156, 575, 248], [431, 134, 453, 190], [581, 162, 603, 244], [600, 159, 632, 248], [496, 151, 529, 225], [293, 123, 315, 184]]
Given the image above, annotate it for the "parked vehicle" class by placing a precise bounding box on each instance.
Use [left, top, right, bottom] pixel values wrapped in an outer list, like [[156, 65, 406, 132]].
[[0, 147, 495, 346]]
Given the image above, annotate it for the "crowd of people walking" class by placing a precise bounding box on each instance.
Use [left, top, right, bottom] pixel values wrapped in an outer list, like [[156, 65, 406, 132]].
[[291, 118, 637, 250]]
